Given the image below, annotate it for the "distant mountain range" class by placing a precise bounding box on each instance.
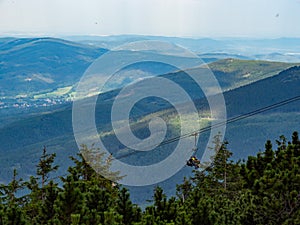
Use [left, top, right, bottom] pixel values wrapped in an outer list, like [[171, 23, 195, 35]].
[[0, 37, 107, 96], [0, 35, 300, 205], [0, 37, 201, 119], [65, 35, 300, 59], [1, 36, 299, 99]]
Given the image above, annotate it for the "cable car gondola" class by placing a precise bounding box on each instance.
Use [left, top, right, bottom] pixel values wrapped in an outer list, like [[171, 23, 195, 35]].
[[186, 133, 201, 169]]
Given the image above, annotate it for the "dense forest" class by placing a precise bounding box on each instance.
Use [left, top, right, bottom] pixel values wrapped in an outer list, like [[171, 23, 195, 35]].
[[0, 132, 300, 225]]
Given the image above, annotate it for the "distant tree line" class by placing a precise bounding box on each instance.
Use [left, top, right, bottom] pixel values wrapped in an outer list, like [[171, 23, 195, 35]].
[[0, 132, 300, 225]]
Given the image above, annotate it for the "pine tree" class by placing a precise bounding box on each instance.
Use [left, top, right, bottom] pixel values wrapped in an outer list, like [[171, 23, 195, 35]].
[[103, 208, 123, 225], [176, 177, 192, 203], [210, 140, 232, 190], [0, 169, 24, 205], [116, 188, 139, 225], [22, 147, 59, 223], [69, 145, 123, 190], [185, 190, 213, 225], [37, 146, 59, 190], [38, 180, 59, 224], [82, 184, 113, 225], [292, 131, 300, 157], [0, 169, 27, 225], [54, 176, 84, 224], [174, 206, 192, 225], [264, 140, 274, 164]]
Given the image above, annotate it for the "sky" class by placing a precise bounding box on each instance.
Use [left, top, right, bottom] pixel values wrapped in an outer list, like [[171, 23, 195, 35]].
[[0, 0, 300, 38]]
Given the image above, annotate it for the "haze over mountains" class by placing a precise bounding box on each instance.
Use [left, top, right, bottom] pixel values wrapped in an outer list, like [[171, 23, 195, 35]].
[[65, 35, 300, 52], [1, 36, 300, 115], [0, 35, 300, 204]]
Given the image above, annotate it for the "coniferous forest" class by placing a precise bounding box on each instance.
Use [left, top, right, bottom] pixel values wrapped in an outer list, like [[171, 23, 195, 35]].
[[0, 132, 300, 225]]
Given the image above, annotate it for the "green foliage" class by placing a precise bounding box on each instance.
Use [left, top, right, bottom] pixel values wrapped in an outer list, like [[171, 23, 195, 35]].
[[1, 132, 300, 224], [70, 214, 80, 225], [37, 146, 59, 188], [116, 188, 141, 225]]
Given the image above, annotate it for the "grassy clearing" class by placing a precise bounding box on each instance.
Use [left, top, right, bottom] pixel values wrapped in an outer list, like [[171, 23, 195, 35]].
[[33, 86, 73, 99]]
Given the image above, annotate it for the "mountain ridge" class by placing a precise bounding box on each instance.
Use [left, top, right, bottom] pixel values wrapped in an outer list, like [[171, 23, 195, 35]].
[[0, 64, 299, 178]]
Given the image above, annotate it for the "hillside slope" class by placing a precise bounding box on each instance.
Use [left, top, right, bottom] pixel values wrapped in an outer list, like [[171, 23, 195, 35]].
[[0, 64, 299, 176], [0, 37, 107, 96]]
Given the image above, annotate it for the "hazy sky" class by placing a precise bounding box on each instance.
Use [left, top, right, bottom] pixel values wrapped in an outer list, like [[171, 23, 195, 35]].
[[0, 0, 299, 38]]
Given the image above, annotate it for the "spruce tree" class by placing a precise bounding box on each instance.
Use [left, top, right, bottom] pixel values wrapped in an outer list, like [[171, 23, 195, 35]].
[[54, 176, 84, 224], [0, 169, 27, 225], [116, 188, 137, 225], [37, 146, 59, 190]]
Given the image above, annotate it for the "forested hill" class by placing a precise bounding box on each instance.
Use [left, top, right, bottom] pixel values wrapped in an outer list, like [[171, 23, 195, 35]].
[[0, 62, 299, 190], [0, 37, 107, 95], [0, 132, 299, 224]]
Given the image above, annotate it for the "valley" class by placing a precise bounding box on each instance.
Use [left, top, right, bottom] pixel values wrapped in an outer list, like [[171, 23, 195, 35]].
[[0, 36, 300, 205]]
